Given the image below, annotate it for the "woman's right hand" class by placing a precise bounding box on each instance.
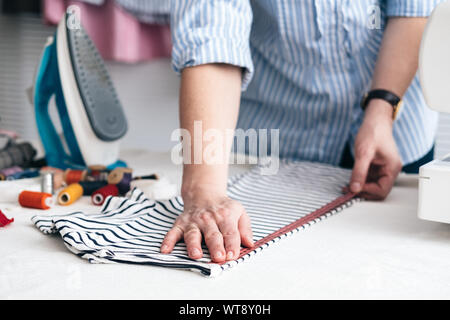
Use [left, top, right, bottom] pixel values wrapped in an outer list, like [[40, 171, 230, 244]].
[[163, 64, 250, 262], [160, 189, 254, 263]]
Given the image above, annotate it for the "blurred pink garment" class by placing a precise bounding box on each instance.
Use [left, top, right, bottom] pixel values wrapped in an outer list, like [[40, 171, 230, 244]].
[[43, 0, 171, 63]]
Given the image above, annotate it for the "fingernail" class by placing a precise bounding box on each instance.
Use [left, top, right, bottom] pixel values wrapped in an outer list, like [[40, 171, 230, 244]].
[[350, 182, 361, 193], [215, 251, 223, 260], [191, 248, 200, 257], [161, 244, 168, 253], [227, 251, 234, 260]]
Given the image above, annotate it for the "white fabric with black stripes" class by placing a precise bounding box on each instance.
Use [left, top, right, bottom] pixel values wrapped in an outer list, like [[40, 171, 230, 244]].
[[32, 161, 357, 277]]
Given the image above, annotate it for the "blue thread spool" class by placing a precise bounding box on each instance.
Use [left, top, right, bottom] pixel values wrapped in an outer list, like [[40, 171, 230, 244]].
[[79, 181, 108, 195]]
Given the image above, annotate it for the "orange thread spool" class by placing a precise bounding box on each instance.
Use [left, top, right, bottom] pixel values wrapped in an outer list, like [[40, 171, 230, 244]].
[[18, 191, 53, 210], [64, 169, 87, 185], [58, 183, 83, 206]]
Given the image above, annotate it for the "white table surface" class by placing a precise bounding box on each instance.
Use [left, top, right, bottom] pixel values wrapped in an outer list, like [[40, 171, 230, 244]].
[[1, 150, 450, 300]]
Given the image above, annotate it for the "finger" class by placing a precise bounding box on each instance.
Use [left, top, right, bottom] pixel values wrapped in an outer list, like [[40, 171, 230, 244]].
[[350, 146, 375, 193], [183, 225, 203, 259], [238, 212, 254, 248], [161, 224, 184, 254], [361, 174, 395, 200], [359, 191, 384, 201], [200, 221, 226, 263], [217, 218, 241, 261]]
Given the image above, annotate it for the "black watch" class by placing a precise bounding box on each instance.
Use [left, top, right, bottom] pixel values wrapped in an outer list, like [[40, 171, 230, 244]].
[[361, 89, 403, 120]]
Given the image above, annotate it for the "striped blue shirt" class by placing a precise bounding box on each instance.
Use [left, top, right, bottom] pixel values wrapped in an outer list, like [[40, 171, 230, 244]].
[[170, 0, 444, 165]]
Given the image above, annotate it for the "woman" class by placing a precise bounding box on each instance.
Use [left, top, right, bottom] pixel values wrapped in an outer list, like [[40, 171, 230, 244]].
[[160, 1, 443, 262]]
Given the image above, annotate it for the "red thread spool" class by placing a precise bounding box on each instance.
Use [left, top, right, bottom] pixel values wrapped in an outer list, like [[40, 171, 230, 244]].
[[88, 165, 109, 181], [64, 169, 87, 185], [91, 184, 119, 206], [18, 191, 53, 210]]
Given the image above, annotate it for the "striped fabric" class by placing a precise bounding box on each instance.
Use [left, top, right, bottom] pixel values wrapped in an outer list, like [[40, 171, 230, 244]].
[[32, 162, 358, 277], [170, 0, 444, 166]]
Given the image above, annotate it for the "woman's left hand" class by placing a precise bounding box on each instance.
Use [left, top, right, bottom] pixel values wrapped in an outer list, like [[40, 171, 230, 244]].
[[349, 100, 403, 200]]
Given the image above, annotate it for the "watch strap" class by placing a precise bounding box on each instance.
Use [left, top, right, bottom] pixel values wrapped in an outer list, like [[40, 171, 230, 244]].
[[361, 89, 402, 110]]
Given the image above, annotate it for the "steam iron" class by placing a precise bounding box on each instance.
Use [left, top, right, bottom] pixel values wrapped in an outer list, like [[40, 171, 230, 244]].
[[31, 12, 128, 169]]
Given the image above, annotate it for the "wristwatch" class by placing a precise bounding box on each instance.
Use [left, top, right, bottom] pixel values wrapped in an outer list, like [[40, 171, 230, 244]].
[[361, 89, 403, 120]]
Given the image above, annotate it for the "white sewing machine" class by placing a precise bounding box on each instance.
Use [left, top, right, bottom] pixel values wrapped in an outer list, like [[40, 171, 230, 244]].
[[418, 0, 450, 223]]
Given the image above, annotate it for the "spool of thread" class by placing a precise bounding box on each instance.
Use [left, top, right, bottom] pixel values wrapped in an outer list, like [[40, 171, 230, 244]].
[[18, 191, 53, 210], [107, 168, 133, 195], [86, 165, 110, 182], [64, 169, 87, 185], [0, 166, 23, 178], [91, 184, 119, 206], [0, 173, 5, 181], [41, 167, 65, 189], [86, 171, 109, 182], [79, 180, 108, 195], [58, 183, 83, 206], [88, 165, 108, 177], [41, 172, 54, 194]]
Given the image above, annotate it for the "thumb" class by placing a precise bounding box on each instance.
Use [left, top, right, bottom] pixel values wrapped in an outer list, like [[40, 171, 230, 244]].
[[238, 212, 254, 248], [350, 146, 374, 193]]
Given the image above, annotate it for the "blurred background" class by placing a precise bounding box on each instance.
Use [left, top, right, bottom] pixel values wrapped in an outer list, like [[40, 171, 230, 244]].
[[0, 0, 179, 153], [1, 0, 450, 158]]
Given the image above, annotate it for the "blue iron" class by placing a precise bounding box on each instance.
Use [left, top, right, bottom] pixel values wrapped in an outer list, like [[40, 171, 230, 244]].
[[31, 11, 128, 170]]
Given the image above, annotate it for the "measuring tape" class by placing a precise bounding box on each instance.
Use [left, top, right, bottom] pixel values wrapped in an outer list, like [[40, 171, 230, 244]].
[[229, 192, 358, 263]]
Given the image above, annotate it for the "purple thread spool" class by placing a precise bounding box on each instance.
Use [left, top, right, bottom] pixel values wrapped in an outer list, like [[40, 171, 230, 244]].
[[107, 168, 133, 195]]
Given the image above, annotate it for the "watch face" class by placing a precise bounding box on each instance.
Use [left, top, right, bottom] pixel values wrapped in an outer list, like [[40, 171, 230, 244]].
[[393, 100, 403, 120]]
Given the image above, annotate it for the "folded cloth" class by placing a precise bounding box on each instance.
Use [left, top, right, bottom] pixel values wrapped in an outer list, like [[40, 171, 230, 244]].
[[32, 161, 358, 277]]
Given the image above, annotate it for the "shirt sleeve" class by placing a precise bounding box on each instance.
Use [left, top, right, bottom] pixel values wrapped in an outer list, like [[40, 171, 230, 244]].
[[386, 0, 446, 17], [170, 0, 254, 91]]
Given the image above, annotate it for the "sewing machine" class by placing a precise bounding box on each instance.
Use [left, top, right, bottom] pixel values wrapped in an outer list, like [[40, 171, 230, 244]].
[[418, 0, 450, 223]]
